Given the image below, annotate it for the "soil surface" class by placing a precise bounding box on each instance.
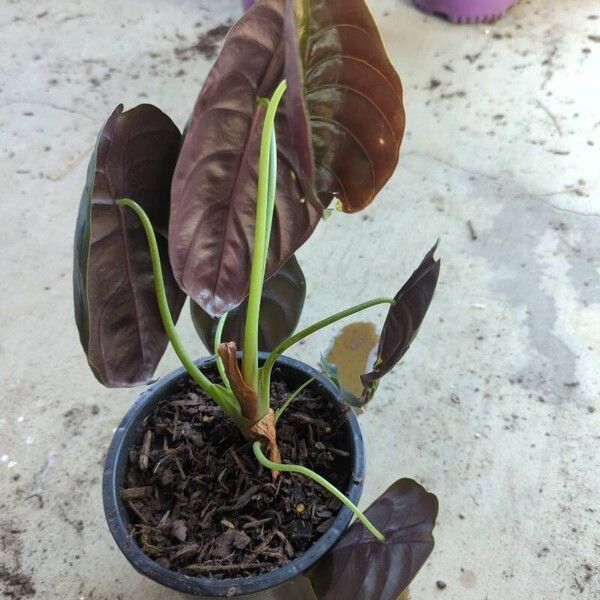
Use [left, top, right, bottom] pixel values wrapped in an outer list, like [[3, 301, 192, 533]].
[[122, 369, 352, 578]]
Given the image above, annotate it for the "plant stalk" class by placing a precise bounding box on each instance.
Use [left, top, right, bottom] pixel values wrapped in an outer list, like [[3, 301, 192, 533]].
[[253, 441, 385, 542], [259, 297, 394, 403], [214, 313, 232, 392], [117, 198, 247, 431], [262, 127, 278, 281], [274, 377, 315, 424], [242, 79, 287, 407]]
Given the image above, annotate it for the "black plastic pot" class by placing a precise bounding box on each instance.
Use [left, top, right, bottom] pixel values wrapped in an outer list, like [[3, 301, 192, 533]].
[[103, 353, 365, 598]]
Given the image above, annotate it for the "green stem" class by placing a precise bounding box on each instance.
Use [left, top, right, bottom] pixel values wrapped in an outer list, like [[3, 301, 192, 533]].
[[214, 313, 231, 392], [261, 126, 278, 281], [242, 80, 287, 402], [259, 297, 394, 403], [274, 377, 315, 424], [117, 198, 247, 431], [253, 442, 385, 542]]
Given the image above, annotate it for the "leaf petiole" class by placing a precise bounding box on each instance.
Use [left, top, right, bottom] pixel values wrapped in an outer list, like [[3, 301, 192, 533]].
[[259, 297, 394, 404], [253, 441, 385, 542], [116, 198, 248, 431], [214, 313, 232, 392], [242, 79, 287, 412], [274, 377, 315, 424]]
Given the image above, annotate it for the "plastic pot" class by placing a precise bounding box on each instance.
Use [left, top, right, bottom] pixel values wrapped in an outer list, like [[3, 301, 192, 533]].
[[103, 353, 365, 598]]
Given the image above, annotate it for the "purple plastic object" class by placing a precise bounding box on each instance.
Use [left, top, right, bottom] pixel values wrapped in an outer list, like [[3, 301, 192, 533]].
[[414, 0, 519, 23], [242, 0, 255, 11]]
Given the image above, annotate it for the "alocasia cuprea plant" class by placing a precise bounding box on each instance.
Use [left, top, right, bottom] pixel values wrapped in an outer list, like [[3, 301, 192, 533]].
[[74, 1, 440, 597]]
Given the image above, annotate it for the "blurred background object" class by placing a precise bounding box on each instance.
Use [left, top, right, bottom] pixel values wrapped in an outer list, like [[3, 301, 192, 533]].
[[413, 0, 520, 23]]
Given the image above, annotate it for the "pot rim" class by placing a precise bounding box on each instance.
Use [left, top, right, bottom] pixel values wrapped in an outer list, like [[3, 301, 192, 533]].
[[103, 353, 365, 597]]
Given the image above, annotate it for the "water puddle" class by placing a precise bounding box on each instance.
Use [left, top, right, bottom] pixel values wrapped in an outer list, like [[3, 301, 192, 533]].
[[325, 322, 379, 396]]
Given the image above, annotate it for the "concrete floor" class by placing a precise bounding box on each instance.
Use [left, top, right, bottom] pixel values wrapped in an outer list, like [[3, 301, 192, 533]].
[[1, 0, 599, 598]]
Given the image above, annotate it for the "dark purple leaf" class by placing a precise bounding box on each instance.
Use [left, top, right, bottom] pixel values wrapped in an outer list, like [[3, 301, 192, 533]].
[[361, 242, 440, 403], [309, 479, 438, 600], [169, 0, 321, 317], [73, 104, 185, 387], [285, 0, 405, 212], [190, 255, 306, 352]]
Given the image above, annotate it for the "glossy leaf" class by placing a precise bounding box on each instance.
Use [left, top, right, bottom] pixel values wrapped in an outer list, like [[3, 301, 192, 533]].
[[309, 479, 438, 600], [169, 0, 321, 318], [361, 242, 440, 403], [285, 0, 405, 212], [191, 256, 306, 353], [73, 104, 185, 387]]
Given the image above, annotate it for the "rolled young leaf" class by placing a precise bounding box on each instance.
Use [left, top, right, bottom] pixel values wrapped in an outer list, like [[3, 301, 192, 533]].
[[284, 0, 405, 212], [319, 357, 363, 408], [73, 104, 185, 387], [361, 242, 440, 403], [309, 479, 438, 600], [190, 255, 306, 353], [170, 0, 321, 318]]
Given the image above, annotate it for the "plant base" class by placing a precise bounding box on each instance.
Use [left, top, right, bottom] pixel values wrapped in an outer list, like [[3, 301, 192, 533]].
[[123, 372, 352, 577], [103, 354, 364, 597]]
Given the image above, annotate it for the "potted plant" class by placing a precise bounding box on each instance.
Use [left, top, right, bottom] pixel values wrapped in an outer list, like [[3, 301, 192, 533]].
[[74, 1, 441, 598]]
